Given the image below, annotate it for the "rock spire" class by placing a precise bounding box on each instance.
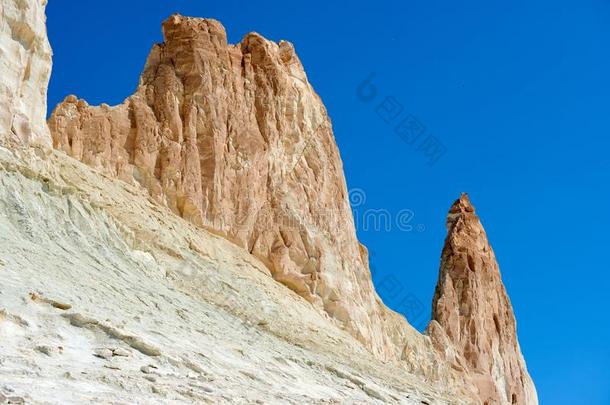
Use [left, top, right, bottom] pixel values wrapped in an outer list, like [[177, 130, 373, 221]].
[[428, 193, 537, 404]]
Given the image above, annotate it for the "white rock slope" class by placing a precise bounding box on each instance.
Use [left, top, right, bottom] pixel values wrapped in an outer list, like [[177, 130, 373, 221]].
[[0, 147, 471, 404], [0, 1, 536, 403], [0, 1, 475, 403]]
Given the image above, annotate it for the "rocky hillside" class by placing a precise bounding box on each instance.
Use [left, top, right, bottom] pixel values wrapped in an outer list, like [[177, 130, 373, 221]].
[[1, 1, 536, 403]]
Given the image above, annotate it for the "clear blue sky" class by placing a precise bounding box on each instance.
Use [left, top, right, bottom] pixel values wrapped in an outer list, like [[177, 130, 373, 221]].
[[46, 1, 610, 403]]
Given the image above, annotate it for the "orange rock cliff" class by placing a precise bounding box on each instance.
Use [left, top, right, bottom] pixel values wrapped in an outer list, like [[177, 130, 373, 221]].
[[47, 14, 537, 404]]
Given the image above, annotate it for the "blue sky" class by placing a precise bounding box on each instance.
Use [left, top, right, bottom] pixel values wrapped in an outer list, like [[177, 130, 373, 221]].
[[46, 1, 610, 404]]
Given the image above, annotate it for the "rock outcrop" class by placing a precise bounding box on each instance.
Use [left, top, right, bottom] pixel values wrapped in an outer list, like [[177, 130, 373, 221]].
[[0, 0, 52, 146], [48, 14, 416, 361], [0, 4, 470, 396], [42, 12, 538, 405], [0, 146, 471, 404], [428, 193, 537, 404]]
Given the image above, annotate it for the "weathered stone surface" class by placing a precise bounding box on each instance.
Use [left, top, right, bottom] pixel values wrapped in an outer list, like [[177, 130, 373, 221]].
[[0, 146, 474, 404], [39, 11, 536, 404], [93, 348, 113, 360], [0, 0, 52, 146], [429, 193, 538, 404], [48, 14, 413, 361]]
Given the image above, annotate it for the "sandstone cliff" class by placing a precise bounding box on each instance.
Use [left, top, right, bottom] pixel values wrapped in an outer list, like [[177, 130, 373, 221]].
[[1, 7, 471, 403], [0, 0, 51, 146], [48, 14, 419, 362], [0, 4, 539, 403], [428, 194, 537, 404]]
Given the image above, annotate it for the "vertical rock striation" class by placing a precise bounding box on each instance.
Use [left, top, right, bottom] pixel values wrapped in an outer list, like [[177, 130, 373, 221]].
[[48, 14, 415, 361], [47, 13, 536, 402], [428, 193, 537, 404], [0, 0, 52, 146]]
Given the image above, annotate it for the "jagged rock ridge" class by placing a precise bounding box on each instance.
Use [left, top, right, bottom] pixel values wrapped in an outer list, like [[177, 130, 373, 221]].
[[428, 194, 537, 404]]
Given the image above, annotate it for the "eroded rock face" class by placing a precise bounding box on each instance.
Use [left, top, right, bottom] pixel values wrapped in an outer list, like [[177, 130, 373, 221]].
[[429, 194, 538, 404], [48, 14, 411, 360], [47, 14, 536, 402], [0, 0, 52, 146]]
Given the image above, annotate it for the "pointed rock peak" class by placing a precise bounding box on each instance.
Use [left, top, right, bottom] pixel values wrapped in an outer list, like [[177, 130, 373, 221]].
[[430, 195, 538, 405], [449, 192, 475, 214], [446, 192, 478, 232]]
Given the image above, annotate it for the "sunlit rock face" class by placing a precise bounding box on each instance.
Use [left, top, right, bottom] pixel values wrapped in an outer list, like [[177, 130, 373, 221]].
[[48, 14, 417, 361], [0, 0, 52, 146], [47, 14, 537, 403], [429, 193, 538, 405], [0, 6, 474, 400]]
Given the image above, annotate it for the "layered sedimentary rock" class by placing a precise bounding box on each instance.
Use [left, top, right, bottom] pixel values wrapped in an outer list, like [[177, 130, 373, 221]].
[[0, 0, 52, 146], [0, 6, 470, 401], [428, 194, 537, 404], [48, 14, 416, 361], [46, 13, 537, 404]]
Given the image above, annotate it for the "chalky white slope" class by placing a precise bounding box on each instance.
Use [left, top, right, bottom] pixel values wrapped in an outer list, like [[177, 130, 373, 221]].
[[0, 147, 469, 404], [1, 1, 536, 404], [0, 1, 472, 403]]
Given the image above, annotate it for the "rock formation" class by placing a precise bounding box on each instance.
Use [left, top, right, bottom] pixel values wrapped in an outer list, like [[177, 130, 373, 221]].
[[0, 7, 469, 400], [428, 193, 538, 404], [48, 14, 416, 361], [0, 3, 538, 402], [0, 145, 471, 404], [0, 0, 52, 146]]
